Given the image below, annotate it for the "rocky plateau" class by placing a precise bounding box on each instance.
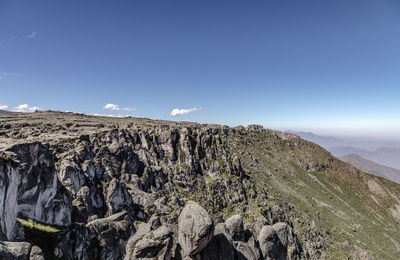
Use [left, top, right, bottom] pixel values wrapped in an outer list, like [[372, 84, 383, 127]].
[[0, 111, 399, 259]]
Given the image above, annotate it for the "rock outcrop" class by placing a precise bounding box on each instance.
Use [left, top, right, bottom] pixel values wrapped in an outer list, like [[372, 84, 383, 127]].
[[0, 120, 319, 259], [125, 223, 172, 260], [178, 201, 214, 257], [0, 143, 71, 241], [0, 241, 44, 260]]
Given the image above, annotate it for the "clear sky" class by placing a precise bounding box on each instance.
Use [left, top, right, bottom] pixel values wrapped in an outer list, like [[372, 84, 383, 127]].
[[1, 0, 400, 137]]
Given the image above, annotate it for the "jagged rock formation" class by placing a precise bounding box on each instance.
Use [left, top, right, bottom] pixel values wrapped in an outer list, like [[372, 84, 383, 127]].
[[0, 143, 71, 241], [0, 111, 399, 259]]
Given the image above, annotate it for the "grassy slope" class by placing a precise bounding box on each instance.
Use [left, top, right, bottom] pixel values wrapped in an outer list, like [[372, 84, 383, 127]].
[[229, 130, 400, 259]]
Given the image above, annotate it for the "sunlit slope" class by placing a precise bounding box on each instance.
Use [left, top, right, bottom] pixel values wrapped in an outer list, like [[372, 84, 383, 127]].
[[229, 130, 400, 259]]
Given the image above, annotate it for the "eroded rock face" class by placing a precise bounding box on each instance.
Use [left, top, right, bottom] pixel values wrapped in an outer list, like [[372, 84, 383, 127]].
[[125, 224, 172, 260], [0, 143, 72, 241], [178, 201, 214, 257], [0, 118, 325, 259], [54, 211, 134, 260]]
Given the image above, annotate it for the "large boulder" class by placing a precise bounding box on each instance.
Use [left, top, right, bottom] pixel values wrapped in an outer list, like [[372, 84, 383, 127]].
[[125, 224, 172, 260], [258, 223, 289, 260], [178, 201, 214, 257]]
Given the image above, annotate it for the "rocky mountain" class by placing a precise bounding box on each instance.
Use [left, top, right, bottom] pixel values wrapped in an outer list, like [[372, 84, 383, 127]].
[[340, 153, 400, 184], [0, 111, 400, 259], [285, 131, 343, 149], [330, 146, 400, 170], [0, 110, 13, 116], [288, 131, 400, 171]]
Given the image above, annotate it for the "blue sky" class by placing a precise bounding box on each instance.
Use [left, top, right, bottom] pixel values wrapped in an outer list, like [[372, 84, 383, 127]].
[[1, 0, 400, 136]]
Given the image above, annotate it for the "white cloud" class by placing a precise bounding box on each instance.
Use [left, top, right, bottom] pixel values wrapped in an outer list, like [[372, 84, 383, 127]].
[[13, 104, 40, 112], [121, 107, 135, 111], [104, 103, 119, 110], [9, 32, 37, 40], [26, 32, 37, 39], [170, 107, 203, 116], [103, 103, 135, 111], [0, 72, 21, 80], [0, 104, 8, 110]]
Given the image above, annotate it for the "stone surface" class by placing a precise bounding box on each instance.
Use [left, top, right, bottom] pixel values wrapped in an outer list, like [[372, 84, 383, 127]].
[[0, 241, 31, 260], [125, 225, 172, 260], [178, 201, 214, 257], [225, 215, 245, 241], [0, 143, 71, 241], [257, 222, 300, 260], [29, 245, 45, 260]]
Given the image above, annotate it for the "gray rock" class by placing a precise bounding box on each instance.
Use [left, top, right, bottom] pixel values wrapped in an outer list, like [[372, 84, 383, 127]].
[[273, 222, 289, 247], [225, 215, 245, 241], [125, 225, 172, 260], [178, 201, 214, 257], [29, 245, 45, 260], [258, 223, 288, 260], [232, 155, 243, 174], [0, 241, 31, 260], [0, 143, 72, 241], [201, 222, 262, 260], [233, 238, 262, 260], [86, 211, 134, 260]]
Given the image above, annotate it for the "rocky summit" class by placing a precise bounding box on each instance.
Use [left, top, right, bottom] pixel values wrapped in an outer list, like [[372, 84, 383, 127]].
[[0, 111, 399, 259]]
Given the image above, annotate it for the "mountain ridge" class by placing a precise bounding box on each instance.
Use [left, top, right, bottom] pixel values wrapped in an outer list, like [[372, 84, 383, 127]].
[[340, 153, 400, 184], [0, 111, 399, 259], [288, 131, 400, 170]]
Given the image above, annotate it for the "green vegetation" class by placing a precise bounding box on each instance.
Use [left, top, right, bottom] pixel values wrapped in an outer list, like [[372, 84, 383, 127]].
[[134, 220, 143, 228], [55, 157, 63, 170], [59, 138, 77, 145], [205, 175, 217, 186], [0, 153, 12, 162], [181, 162, 190, 170], [217, 158, 224, 169], [17, 218, 63, 259], [222, 203, 239, 220], [231, 130, 400, 259], [16, 218, 61, 233]]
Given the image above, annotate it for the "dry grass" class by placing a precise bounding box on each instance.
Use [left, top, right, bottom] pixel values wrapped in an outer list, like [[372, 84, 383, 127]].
[[16, 218, 61, 233]]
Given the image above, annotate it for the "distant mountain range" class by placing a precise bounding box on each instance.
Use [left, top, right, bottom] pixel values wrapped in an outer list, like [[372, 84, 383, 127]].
[[285, 131, 343, 148], [0, 110, 13, 115], [341, 153, 400, 184], [288, 130, 400, 184], [330, 146, 400, 170]]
